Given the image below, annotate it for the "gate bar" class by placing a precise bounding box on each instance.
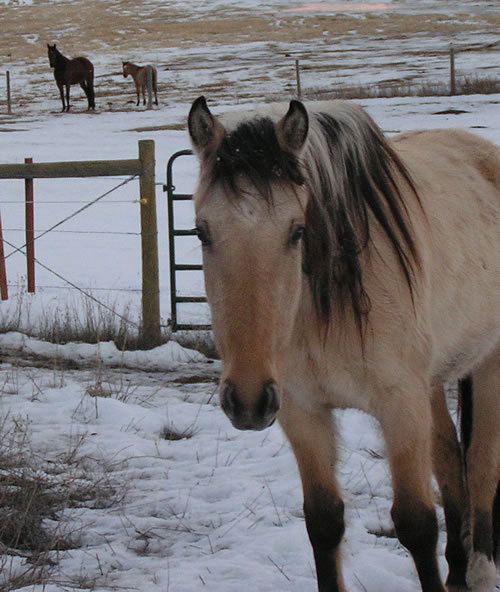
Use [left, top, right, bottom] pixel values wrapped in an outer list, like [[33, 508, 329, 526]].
[[165, 149, 209, 332]]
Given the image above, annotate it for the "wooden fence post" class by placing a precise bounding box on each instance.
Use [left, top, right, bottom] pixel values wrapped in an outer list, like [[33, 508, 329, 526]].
[[6, 71, 12, 115], [449, 44, 456, 96], [295, 59, 302, 99], [0, 211, 8, 300], [25, 157, 35, 293], [138, 139, 161, 348]]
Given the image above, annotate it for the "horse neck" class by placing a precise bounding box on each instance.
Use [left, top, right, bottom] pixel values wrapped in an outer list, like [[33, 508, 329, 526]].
[[126, 63, 140, 76], [54, 50, 69, 68]]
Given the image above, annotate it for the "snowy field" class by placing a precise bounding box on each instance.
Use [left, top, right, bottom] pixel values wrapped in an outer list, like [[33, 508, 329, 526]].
[[1, 0, 500, 591]]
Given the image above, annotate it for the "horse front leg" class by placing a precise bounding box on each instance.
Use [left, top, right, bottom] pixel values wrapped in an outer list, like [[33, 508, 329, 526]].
[[431, 387, 469, 591], [57, 82, 65, 111], [279, 394, 345, 592], [65, 85, 71, 112], [378, 384, 446, 592], [465, 348, 500, 592], [134, 82, 140, 106]]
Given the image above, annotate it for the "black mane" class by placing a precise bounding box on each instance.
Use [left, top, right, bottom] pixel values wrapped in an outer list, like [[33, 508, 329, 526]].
[[304, 111, 420, 331], [204, 105, 420, 331]]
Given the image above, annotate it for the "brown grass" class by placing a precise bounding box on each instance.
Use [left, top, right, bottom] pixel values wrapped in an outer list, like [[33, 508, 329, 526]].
[[304, 73, 500, 101], [3, 3, 499, 62], [0, 413, 126, 591], [1, 1, 498, 119]]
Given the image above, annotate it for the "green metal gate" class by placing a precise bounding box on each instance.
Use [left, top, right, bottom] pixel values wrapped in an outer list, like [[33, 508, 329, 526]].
[[164, 149, 210, 332]]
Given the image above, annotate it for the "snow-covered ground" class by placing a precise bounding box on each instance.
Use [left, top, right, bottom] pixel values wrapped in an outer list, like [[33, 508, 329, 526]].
[[0, 94, 498, 592], [0, 0, 499, 590], [0, 332, 464, 592]]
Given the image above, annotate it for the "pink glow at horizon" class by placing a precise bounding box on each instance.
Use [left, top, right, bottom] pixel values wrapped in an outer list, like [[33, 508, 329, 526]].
[[283, 2, 392, 13]]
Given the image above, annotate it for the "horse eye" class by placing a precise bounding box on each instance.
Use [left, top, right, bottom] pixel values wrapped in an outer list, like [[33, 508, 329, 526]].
[[194, 226, 211, 247], [289, 225, 306, 246]]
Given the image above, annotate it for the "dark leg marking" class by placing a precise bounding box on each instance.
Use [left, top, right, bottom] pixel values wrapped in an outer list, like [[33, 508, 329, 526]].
[[473, 508, 494, 561], [304, 489, 345, 592], [392, 501, 445, 591], [441, 494, 468, 588], [493, 482, 500, 562]]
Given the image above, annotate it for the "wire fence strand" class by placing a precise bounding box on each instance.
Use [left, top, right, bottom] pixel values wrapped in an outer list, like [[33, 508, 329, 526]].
[[3, 229, 141, 236], [1, 234, 141, 330], [4, 174, 139, 260]]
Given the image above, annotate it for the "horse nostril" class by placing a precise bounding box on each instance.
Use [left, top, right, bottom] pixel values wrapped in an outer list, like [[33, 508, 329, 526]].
[[257, 380, 280, 420], [221, 380, 239, 418]]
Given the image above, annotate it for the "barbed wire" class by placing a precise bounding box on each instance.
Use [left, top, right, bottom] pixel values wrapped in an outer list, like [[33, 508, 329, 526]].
[[6, 282, 142, 293], [1, 234, 141, 330], [457, 39, 500, 53], [0, 200, 139, 204], [4, 174, 139, 260], [3, 228, 140, 236]]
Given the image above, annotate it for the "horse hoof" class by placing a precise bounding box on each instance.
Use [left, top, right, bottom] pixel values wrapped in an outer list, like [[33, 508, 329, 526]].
[[466, 552, 496, 592]]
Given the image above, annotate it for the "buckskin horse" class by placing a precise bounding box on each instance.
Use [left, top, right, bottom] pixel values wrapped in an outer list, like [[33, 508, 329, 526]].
[[122, 61, 158, 107], [188, 96, 500, 591], [47, 43, 95, 112]]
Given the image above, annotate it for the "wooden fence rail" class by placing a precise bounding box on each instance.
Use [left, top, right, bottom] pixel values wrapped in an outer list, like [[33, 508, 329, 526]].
[[0, 139, 161, 348]]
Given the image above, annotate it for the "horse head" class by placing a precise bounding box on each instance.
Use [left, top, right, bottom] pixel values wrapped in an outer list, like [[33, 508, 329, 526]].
[[47, 43, 57, 68], [122, 62, 130, 78], [188, 96, 310, 431]]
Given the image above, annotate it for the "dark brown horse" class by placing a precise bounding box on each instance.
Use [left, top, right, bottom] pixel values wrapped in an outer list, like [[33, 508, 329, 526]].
[[47, 44, 95, 112]]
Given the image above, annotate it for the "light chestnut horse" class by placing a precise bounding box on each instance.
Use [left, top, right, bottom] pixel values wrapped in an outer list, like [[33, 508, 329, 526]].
[[188, 96, 500, 592], [122, 61, 158, 107]]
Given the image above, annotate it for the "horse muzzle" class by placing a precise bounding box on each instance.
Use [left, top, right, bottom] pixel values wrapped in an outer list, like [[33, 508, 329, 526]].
[[220, 379, 280, 431]]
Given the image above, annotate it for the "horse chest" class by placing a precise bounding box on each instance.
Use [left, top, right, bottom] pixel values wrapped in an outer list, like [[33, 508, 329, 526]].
[[284, 348, 370, 413]]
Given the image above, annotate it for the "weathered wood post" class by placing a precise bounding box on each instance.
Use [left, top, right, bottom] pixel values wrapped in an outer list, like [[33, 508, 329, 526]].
[[295, 59, 302, 99], [146, 66, 153, 110], [449, 44, 456, 96], [138, 139, 161, 348], [0, 211, 8, 300], [24, 157, 35, 293], [6, 71, 12, 114]]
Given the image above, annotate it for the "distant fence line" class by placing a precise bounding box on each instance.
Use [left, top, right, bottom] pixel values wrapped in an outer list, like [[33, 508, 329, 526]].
[[0, 139, 161, 348], [294, 42, 499, 99], [3, 41, 498, 113]]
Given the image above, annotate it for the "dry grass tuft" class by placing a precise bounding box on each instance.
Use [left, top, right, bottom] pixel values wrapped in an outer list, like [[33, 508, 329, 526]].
[[0, 289, 171, 352], [303, 73, 500, 101], [161, 422, 199, 441], [0, 414, 127, 591]]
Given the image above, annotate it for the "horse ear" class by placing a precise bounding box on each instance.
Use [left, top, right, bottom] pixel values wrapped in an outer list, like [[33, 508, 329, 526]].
[[276, 100, 309, 153], [188, 96, 225, 157]]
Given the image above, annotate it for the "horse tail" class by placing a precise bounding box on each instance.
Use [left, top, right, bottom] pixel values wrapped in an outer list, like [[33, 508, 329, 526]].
[[88, 80, 95, 109], [87, 61, 95, 109], [458, 375, 473, 456], [458, 374, 500, 559]]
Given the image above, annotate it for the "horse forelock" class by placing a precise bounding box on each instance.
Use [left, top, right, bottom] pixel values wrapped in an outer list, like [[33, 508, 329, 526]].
[[206, 116, 305, 201], [197, 103, 420, 333], [302, 105, 420, 331]]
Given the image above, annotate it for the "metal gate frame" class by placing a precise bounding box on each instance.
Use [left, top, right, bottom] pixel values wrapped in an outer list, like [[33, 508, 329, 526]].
[[164, 149, 210, 332]]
